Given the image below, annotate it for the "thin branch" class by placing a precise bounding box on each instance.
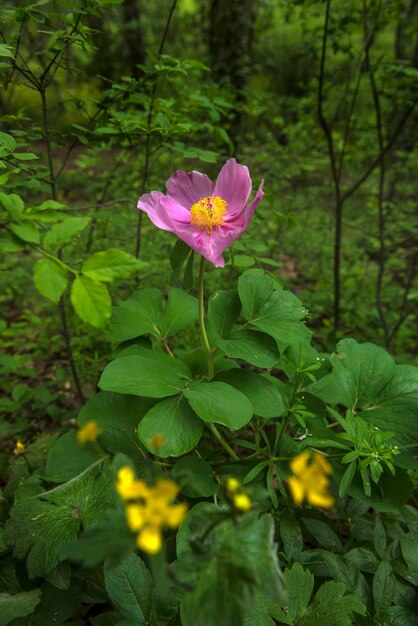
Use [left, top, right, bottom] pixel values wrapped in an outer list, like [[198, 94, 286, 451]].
[[135, 0, 178, 259]]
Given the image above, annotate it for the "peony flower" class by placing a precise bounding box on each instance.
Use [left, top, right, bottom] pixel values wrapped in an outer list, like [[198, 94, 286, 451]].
[[137, 158, 264, 267]]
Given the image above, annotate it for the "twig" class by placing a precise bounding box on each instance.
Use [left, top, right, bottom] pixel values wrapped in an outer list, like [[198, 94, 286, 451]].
[[135, 0, 178, 259]]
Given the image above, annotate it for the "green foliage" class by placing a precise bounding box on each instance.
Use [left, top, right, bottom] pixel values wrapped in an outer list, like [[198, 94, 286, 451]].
[[0, 0, 417, 623]]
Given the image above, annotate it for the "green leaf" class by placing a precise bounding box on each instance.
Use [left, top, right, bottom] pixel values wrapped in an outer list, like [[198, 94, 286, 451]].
[[71, 275, 111, 328], [0, 231, 24, 252], [0, 44, 15, 59], [302, 517, 343, 552], [279, 563, 313, 624], [172, 456, 218, 497], [78, 391, 155, 458], [373, 561, 396, 615], [345, 548, 379, 573], [338, 460, 357, 497], [400, 535, 418, 580], [208, 290, 241, 340], [109, 288, 163, 342], [33, 257, 68, 303], [311, 340, 418, 466], [0, 590, 41, 625], [138, 397, 203, 457], [218, 330, 281, 369], [176, 504, 285, 626], [279, 513, 303, 560], [99, 352, 189, 398], [0, 132, 16, 153], [238, 271, 311, 344], [185, 381, 253, 430], [44, 430, 101, 482], [0, 191, 23, 220], [109, 288, 197, 342], [82, 249, 144, 283], [159, 288, 198, 337], [104, 553, 152, 624], [216, 369, 285, 418], [44, 217, 90, 249], [299, 580, 366, 625], [4, 460, 114, 579], [9, 221, 40, 244]]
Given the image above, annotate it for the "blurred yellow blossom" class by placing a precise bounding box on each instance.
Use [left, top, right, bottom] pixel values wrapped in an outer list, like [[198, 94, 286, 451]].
[[233, 493, 252, 512], [225, 477, 252, 512], [288, 451, 334, 509], [116, 467, 188, 555], [77, 421, 101, 445], [14, 441, 25, 455]]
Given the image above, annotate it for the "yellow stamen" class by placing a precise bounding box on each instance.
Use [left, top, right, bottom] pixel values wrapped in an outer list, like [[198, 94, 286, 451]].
[[190, 196, 227, 234]]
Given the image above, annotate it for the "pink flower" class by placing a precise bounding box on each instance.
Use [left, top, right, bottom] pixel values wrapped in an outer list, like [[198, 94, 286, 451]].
[[137, 158, 264, 268]]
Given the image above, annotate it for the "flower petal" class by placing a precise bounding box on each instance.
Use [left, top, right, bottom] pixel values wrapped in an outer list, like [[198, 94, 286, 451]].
[[160, 195, 192, 225], [166, 170, 214, 208], [137, 191, 173, 232], [213, 158, 252, 216]]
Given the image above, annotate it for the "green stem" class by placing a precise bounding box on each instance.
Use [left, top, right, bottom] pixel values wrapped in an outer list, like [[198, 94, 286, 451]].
[[35, 246, 78, 275], [198, 255, 214, 379], [207, 423, 239, 462]]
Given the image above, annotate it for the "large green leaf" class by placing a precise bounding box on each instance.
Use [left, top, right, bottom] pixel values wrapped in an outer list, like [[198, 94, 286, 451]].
[[78, 391, 155, 457], [43, 217, 90, 249], [159, 288, 198, 337], [138, 397, 203, 457], [185, 381, 253, 430], [208, 289, 241, 340], [238, 271, 311, 344], [10, 221, 40, 244], [44, 430, 101, 482], [176, 504, 284, 626], [109, 288, 197, 342], [4, 460, 114, 579], [276, 564, 366, 625], [104, 553, 152, 625], [109, 288, 162, 341], [0, 191, 23, 220], [99, 353, 189, 398], [172, 456, 218, 498], [216, 369, 285, 418], [0, 589, 41, 625], [310, 339, 418, 463], [33, 257, 68, 303], [82, 249, 145, 282], [217, 330, 281, 369], [71, 275, 112, 328]]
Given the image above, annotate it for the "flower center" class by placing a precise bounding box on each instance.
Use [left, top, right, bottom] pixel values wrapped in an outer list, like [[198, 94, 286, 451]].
[[190, 196, 227, 234]]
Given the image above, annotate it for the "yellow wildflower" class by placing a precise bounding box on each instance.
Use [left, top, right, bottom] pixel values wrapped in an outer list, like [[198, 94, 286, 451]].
[[233, 493, 252, 512], [116, 466, 188, 555], [225, 477, 252, 512], [116, 467, 149, 500], [226, 477, 240, 493], [77, 421, 101, 445], [14, 441, 25, 455], [149, 433, 165, 450], [288, 451, 334, 509]]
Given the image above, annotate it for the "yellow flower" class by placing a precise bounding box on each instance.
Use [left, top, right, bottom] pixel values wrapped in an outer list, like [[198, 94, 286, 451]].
[[288, 451, 334, 509], [233, 493, 252, 512], [116, 467, 188, 554], [225, 477, 252, 513], [226, 477, 240, 493], [116, 467, 149, 501], [149, 433, 165, 450], [14, 441, 25, 455], [137, 526, 162, 555], [77, 421, 101, 445]]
